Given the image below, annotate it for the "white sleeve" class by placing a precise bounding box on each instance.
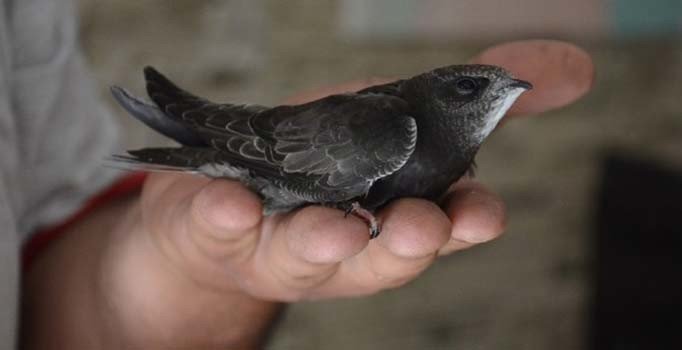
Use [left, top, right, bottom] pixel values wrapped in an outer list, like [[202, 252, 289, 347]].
[[0, 0, 122, 346], [5, 0, 123, 237]]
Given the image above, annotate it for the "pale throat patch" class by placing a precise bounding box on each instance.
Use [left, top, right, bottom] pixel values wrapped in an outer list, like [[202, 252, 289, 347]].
[[475, 88, 524, 141]]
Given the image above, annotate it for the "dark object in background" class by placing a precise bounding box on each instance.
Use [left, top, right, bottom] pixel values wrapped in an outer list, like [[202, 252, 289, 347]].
[[590, 153, 682, 349]]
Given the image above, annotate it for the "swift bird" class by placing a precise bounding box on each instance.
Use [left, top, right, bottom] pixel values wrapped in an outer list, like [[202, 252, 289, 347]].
[[111, 65, 532, 238]]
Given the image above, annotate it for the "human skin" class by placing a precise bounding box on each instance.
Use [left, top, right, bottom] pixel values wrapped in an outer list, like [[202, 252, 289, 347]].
[[21, 40, 593, 349]]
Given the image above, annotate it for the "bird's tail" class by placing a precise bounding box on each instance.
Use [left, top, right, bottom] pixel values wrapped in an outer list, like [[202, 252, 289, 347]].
[[110, 86, 205, 146], [143, 66, 208, 119], [109, 147, 222, 174]]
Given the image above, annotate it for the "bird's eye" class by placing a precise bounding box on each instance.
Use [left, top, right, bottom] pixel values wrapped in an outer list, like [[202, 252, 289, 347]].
[[455, 78, 478, 95]]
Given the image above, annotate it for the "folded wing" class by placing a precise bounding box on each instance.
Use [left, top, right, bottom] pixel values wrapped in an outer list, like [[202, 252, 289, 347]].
[[137, 67, 418, 201]]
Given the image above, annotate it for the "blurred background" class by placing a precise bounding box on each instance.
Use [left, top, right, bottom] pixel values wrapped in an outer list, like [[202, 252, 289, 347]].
[[77, 0, 682, 349]]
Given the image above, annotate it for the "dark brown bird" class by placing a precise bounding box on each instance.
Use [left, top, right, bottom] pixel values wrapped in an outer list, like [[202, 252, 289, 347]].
[[111, 65, 532, 237]]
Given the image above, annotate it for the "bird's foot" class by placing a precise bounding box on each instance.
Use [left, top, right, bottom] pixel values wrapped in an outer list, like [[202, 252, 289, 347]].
[[345, 202, 381, 239]]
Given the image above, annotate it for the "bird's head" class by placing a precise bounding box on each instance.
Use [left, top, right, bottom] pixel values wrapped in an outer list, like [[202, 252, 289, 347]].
[[407, 64, 532, 142]]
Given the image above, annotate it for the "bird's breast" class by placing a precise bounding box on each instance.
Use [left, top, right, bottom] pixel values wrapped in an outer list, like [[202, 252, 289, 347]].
[[362, 148, 473, 209]]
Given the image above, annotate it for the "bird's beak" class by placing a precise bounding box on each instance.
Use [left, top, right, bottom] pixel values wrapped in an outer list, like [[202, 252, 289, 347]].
[[509, 79, 533, 90]]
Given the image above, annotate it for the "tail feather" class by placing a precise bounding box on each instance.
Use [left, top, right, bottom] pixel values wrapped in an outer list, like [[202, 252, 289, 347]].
[[143, 66, 208, 119], [110, 86, 205, 146], [110, 147, 222, 173], [106, 156, 200, 174]]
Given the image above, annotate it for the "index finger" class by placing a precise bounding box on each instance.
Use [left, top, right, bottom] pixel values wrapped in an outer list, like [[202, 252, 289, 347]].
[[288, 40, 594, 117], [470, 39, 594, 116]]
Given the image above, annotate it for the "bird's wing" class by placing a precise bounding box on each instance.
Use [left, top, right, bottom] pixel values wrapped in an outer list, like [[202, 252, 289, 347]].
[[355, 79, 405, 95], [143, 66, 417, 195], [142, 66, 268, 144], [251, 93, 417, 188]]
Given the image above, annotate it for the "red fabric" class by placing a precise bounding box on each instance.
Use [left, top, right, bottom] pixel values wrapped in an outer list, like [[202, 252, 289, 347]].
[[22, 172, 148, 269]]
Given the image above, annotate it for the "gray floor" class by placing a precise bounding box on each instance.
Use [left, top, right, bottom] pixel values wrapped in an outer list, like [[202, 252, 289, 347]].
[[78, 1, 682, 349]]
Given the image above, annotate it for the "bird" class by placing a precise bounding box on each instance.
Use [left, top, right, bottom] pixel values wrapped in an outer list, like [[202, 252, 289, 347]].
[[111, 65, 532, 238]]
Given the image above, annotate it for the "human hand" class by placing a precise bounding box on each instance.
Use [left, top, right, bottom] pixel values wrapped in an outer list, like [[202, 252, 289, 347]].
[[26, 40, 592, 349]]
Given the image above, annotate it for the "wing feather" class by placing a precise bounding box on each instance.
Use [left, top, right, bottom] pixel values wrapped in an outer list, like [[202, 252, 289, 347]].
[[264, 94, 417, 189], [141, 67, 416, 200]]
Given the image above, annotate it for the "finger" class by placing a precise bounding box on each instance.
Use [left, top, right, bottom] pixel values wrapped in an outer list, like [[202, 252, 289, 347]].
[[147, 177, 262, 269], [140, 173, 205, 217], [470, 39, 594, 116], [141, 173, 211, 239], [141, 175, 264, 290], [256, 206, 369, 298], [284, 77, 395, 105], [438, 179, 507, 256], [311, 199, 451, 298], [185, 179, 264, 262]]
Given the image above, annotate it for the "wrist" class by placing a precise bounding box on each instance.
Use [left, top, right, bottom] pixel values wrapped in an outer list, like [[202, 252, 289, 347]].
[[21, 195, 136, 349], [23, 193, 282, 349], [101, 198, 283, 349]]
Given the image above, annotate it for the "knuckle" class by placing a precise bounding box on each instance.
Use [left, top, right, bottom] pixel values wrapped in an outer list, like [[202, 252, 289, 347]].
[[368, 268, 416, 290], [363, 249, 434, 290], [269, 262, 337, 296]]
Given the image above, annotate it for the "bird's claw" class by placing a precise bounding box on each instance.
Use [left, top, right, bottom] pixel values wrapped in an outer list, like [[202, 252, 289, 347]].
[[344, 206, 353, 218], [369, 224, 381, 239], [345, 202, 382, 239]]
